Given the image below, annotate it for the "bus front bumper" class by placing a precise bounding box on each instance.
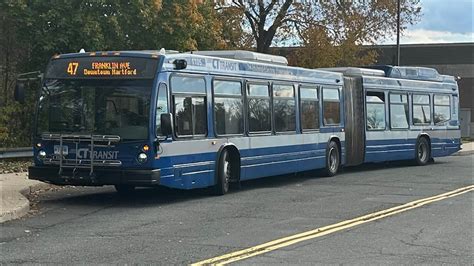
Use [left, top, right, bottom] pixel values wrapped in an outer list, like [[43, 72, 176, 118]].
[[28, 166, 160, 186]]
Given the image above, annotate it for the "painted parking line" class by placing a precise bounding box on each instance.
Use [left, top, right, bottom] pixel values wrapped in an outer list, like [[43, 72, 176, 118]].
[[192, 185, 474, 265]]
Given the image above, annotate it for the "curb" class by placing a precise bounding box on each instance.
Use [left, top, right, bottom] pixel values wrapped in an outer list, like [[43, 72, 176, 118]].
[[19, 182, 53, 196], [0, 197, 30, 224], [453, 149, 474, 156], [0, 181, 52, 223]]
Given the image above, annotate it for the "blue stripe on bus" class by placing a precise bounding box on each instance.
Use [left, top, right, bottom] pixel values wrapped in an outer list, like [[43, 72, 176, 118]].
[[364, 138, 460, 162], [156, 137, 459, 189]]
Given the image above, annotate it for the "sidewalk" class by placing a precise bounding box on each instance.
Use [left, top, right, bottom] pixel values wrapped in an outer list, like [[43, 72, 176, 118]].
[[458, 141, 474, 155], [0, 142, 472, 223], [0, 172, 51, 223]]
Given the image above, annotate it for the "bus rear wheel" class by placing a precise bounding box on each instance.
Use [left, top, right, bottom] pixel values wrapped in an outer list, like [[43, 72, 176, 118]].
[[324, 141, 340, 177], [212, 149, 231, 195], [415, 137, 431, 166]]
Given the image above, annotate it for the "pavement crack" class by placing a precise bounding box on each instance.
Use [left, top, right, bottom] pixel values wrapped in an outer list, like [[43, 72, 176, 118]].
[[29, 204, 116, 231], [397, 238, 461, 257]]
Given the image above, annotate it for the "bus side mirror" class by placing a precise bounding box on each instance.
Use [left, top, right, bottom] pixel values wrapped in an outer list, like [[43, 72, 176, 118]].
[[14, 82, 26, 103], [160, 113, 172, 137]]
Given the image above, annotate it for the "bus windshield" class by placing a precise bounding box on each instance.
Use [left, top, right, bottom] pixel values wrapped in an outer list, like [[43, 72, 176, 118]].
[[37, 79, 153, 140]]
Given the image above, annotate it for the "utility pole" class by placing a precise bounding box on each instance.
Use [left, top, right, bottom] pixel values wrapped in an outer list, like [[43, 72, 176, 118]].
[[396, 0, 401, 66]]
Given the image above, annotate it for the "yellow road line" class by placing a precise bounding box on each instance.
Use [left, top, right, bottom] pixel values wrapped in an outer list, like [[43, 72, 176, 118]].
[[192, 185, 474, 266]]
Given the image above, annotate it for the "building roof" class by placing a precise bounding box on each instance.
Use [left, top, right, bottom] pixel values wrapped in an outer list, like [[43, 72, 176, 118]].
[[367, 42, 474, 65]]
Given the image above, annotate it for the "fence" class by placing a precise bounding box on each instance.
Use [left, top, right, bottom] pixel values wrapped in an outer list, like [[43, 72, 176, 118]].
[[0, 147, 33, 159]]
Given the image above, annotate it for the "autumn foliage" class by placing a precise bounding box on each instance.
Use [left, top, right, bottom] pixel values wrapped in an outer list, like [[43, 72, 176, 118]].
[[0, 0, 421, 147]]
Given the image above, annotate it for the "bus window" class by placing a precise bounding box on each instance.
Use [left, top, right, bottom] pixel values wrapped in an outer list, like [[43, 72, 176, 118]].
[[300, 85, 319, 131], [322, 87, 340, 125], [247, 83, 271, 133], [389, 93, 408, 129], [273, 84, 295, 132], [213, 80, 243, 135], [366, 91, 386, 130], [171, 75, 207, 137], [156, 83, 169, 136], [412, 94, 431, 125], [452, 95, 458, 121], [434, 95, 451, 124]]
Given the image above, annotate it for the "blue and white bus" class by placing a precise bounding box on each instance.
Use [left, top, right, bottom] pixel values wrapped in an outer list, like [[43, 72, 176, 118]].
[[24, 50, 461, 195]]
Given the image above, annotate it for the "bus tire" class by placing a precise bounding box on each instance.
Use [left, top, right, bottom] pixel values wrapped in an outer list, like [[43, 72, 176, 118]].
[[324, 141, 340, 177], [415, 137, 430, 166], [212, 149, 231, 195], [114, 184, 135, 195]]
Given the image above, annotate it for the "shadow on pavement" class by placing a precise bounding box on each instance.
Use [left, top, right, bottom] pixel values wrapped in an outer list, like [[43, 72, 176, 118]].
[[36, 159, 448, 208]]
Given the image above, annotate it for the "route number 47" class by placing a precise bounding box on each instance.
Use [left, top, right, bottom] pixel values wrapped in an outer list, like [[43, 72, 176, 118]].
[[67, 62, 79, 75]]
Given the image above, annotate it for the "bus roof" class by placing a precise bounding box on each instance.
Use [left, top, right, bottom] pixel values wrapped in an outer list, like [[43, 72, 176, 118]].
[[162, 53, 343, 84], [189, 50, 289, 66]]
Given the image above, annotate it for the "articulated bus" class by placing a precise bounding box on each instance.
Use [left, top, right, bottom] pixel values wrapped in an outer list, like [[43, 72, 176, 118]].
[[25, 50, 461, 195]]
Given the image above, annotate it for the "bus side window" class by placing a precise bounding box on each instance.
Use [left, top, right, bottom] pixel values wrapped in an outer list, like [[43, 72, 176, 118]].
[[273, 84, 296, 132], [247, 83, 271, 133], [366, 91, 386, 130], [412, 94, 431, 125], [171, 75, 207, 137], [156, 83, 169, 136], [213, 79, 244, 135], [434, 94, 451, 125], [322, 87, 340, 125], [300, 85, 319, 131], [389, 93, 409, 129], [452, 95, 458, 121]]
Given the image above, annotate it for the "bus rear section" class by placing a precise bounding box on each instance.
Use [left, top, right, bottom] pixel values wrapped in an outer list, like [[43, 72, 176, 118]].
[[28, 52, 162, 189], [337, 66, 461, 166]]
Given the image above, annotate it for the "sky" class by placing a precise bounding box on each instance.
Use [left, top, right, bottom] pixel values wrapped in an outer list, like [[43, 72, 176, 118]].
[[387, 0, 473, 44]]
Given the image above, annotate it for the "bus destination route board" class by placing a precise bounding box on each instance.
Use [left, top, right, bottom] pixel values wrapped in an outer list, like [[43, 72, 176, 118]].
[[45, 56, 159, 79]]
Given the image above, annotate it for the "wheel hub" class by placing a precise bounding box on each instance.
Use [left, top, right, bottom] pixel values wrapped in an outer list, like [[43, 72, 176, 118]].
[[329, 148, 337, 171]]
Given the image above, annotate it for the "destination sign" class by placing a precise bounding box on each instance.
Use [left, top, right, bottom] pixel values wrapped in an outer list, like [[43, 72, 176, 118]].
[[45, 56, 158, 79]]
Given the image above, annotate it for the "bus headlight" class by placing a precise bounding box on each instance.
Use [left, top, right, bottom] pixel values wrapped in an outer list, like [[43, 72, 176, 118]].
[[38, 150, 47, 160], [137, 153, 148, 164]]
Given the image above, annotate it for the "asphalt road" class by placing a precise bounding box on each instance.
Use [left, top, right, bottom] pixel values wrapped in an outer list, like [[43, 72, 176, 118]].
[[1, 155, 472, 264]]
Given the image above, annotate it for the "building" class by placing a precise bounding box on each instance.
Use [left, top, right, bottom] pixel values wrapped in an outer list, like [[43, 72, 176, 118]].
[[369, 43, 474, 138]]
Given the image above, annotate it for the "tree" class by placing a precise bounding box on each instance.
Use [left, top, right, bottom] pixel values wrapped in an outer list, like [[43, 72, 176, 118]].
[[219, 0, 421, 55], [0, 0, 225, 147], [215, 4, 253, 49], [292, 26, 378, 68], [156, 0, 226, 51], [225, 0, 294, 53]]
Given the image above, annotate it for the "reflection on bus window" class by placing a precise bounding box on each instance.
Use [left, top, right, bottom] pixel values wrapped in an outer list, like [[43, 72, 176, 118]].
[[323, 87, 340, 125], [174, 96, 206, 136], [214, 80, 243, 135], [171, 75, 207, 137], [37, 79, 152, 140], [412, 94, 431, 125], [366, 91, 386, 130], [300, 86, 319, 130], [248, 83, 271, 133], [434, 95, 451, 124], [156, 83, 168, 136], [389, 93, 408, 129], [273, 84, 295, 132]]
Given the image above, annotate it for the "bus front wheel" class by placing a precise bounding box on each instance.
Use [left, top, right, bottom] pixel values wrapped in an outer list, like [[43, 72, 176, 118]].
[[324, 141, 340, 177], [212, 149, 231, 195], [415, 137, 431, 166]]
